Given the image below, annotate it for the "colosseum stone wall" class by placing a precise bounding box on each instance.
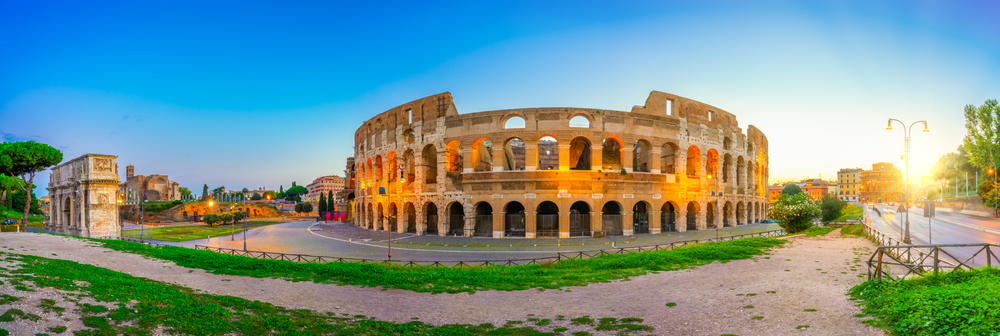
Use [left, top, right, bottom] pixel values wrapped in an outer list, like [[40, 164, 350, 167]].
[[344, 91, 769, 238]]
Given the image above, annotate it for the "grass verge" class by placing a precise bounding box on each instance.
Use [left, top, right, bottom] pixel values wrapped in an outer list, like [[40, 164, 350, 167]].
[[121, 221, 282, 242], [834, 204, 863, 222], [840, 224, 864, 237], [849, 267, 1000, 335], [90, 237, 785, 294], [0, 252, 654, 335], [795, 226, 837, 237]]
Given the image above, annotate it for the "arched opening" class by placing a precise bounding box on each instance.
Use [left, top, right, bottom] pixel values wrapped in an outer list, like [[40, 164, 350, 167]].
[[474, 202, 493, 237], [375, 156, 384, 183], [602, 201, 623, 236], [570, 201, 591, 237], [602, 138, 623, 170], [422, 145, 438, 184], [386, 151, 397, 182], [749, 161, 756, 191], [503, 138, 526, 171], [425, 203, 439, 235], [448, 202, 465, 235], [569, 137, 592, 170], [403, 151, 415, 184], [723, 201, 733, 227], [706, 201, 717, 229], [661, 143, 678, 174], [723, 154, 732, 183], [687, 146, 701, 176], [404, 130, 415, 144], [633, 140, 651, 172], [377, 203, 385, 231], [737, 156, 745, 187], [405, 203, 416, 233], [660, 202, 676, 232], [633, 201, 650, 234], [367, 203, 373, 228], [686, 202, 699, 231], [536, 201, 559, 237], [538, 136, 559, 170], [504, 202, 526, 237], [347, 193, 356, 224], [445, 141, 463, 172], [569, 115, 591, 128], [472, 138, 493, 172], [724, 137, 732, 150], [706, 149, 719, 180], [504, 116, 525, 129], [63, 197, 71, 226], [736, 202, 745, 226]]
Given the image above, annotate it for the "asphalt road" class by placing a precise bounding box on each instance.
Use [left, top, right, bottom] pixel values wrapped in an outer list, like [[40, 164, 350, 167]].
[[869, 205, 1000, 267], [162, 220, 783, 263]]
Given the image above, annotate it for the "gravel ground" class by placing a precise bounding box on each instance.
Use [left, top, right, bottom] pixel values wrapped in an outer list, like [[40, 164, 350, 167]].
[[0, 231, 882, 335]]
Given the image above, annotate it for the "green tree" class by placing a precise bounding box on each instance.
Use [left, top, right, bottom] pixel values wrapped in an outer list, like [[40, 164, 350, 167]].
[[203, 213, 219, 226], [327, 190, 335, 214], [251, 192, 262, 200], [242, 187, 249, 193], [300, 202, 313, 213], [218, 212, 233, 225], [179, 187, 192, 200], [279, 185, 284, 194], [768, 193, 821, 233], [318, 193, 327, 215], [963, 99, 1000, 172], [284, 185, 308, 201], [819, 193, 847, 222], [233, 211, 246, 223], [202, 184, 209, 201], [0, 175, 24, 211], [781, 184, 802, 195], [0, 141, 63, 231]]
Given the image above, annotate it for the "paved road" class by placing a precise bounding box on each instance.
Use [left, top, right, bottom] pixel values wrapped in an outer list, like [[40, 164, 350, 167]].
[[869, 205, 1000, 267], [158, 220, 782, 262]]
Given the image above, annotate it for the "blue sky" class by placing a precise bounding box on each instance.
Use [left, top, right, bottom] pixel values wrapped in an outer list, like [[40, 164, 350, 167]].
[[2, 1, 998, 195]]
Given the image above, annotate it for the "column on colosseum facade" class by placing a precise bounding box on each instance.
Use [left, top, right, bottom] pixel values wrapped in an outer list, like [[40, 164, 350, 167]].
[[622, 144, 634, 173], [650, 148, 662, 174], [525, 143, 537, 171]]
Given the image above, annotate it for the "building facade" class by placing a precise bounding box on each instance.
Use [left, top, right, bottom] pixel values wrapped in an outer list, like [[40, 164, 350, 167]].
[[348, 91, 770, 238], [305, 175, 345, 202], [800, 179, 829, 200], [118, 165, 180, 202], [46, 154, 121, 237], [838, 168, 862, 202], [860, 162, 903, 203]]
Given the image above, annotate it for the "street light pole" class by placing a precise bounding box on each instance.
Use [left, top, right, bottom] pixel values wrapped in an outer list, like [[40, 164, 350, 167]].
[[886, 118, 928, 244]]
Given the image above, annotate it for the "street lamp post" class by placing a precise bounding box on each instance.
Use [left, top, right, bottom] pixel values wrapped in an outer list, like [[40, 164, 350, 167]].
[[886, 119, 929, 244]]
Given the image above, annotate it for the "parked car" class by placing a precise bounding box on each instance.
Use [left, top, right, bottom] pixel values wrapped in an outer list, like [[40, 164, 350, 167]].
[[2, 219, 17, 225]]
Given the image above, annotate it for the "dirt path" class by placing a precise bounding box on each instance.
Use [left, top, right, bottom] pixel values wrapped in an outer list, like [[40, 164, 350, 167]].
[[0, 233, 880, 335]]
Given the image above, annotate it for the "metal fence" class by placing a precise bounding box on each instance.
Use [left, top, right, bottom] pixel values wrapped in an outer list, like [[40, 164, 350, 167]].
[[536, 214, 559, 237], [633, 213, 649, 234], [603, 214, 623, 236], [867, 243, 999, 281], [505, 213, 526, 237], [190, 228, 787, 267], [473, 215, 492, 237], [661, 213, 676, 232], [569, 214, 591, 237]]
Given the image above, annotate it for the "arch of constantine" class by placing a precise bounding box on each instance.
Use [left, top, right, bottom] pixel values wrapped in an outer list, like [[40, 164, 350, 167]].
[[346, 91, 769, 238], [46, 154, 122, 237]]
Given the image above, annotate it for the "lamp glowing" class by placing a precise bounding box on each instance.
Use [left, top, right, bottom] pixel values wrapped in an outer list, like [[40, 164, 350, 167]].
[[208, 201, 214, 206], [885, 120, 893, 131], [923, 124, 929, 133]]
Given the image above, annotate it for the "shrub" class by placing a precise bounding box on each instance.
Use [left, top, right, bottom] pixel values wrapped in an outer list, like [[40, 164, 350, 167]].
[[768, 193, 820, 233], [820, 194, 847, 222]]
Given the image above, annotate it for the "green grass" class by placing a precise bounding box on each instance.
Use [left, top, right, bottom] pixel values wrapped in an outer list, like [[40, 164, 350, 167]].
[[1, 210, 46, 230], [834, 204, 863, 222], [850, 267, 1000, 335], [3, 252, 628, 336], [798, 226, 837, 237], [840, 224, 865, 237], [89, 236, 786, 294], [121, 222, 281, 242]]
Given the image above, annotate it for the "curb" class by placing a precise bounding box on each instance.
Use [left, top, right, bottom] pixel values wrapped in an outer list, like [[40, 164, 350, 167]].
[[909, 210, 1000, 236]]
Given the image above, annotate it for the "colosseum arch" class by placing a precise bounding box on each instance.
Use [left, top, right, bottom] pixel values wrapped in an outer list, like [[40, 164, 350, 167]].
[[504, 201, 526, 237], [602, 137, 624, 171], [569, 115, 591, 128], [404, 202, 416, 233], [537, 136, 559, 171], [687, 146, 701, 176], [472, 138, 493, 172], [389, 203, 398, 232], [445, 141, 462, 172], [422, 144, 438, 184], [386, 151, 397, 181], [661, 201, 679, 232], [347, 91, 769, 239], [447, 202, 465, 235], [424, 202, 439, 235], [686, 201, 700, 231], [632, 201, 651, 234], [569, 201, 591, 237], [661, 142, 678, 174], [474, 201, 493, 237], [706, 149, 719, 180], [503, 137, 526, 171], [737, 156, 746, 187], [706, 201, 717, 229], [633, 140, 651, 173], [736, 201, 745, 226], [536, 201, 559, 237], [723, 201, 733, 227], [569, 137, 592, 171]]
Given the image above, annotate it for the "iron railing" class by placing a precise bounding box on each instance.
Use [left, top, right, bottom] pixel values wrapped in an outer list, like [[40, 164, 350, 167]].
[[867, 243, 999, 281]]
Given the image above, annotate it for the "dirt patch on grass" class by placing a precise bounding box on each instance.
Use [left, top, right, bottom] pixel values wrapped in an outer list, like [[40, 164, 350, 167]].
[[0, 233, 880, 335]]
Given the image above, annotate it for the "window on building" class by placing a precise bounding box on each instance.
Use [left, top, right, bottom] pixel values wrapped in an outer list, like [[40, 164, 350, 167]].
[[665, 99, 673, 116]]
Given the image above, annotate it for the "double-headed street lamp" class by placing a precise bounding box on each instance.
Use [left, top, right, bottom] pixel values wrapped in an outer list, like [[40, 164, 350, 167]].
[[886, 118, 929, 244]]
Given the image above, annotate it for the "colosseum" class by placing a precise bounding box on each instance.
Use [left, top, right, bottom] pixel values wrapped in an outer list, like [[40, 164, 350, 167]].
[[344, 91, 769, 238]]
